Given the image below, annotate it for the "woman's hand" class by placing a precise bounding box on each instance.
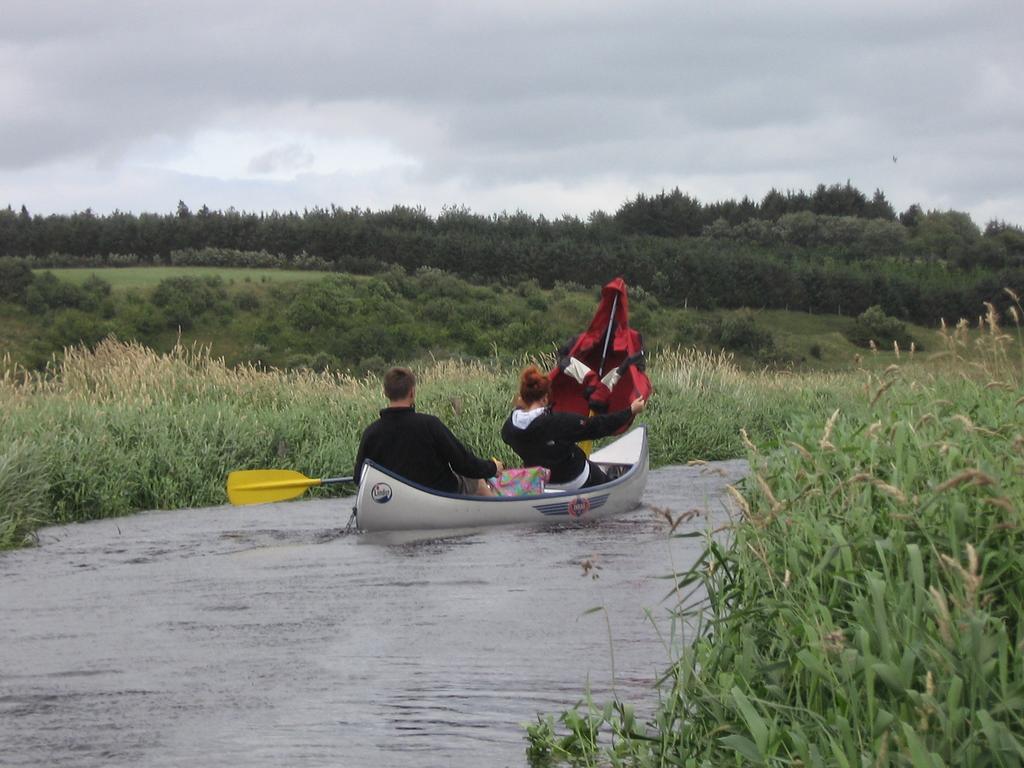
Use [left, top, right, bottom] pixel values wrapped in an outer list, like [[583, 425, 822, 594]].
[[630, 397, 647, 415]]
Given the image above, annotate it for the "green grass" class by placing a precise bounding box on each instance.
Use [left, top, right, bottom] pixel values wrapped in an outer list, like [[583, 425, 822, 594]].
[[747, 308, 944, 370], [526, 302, 1024, 766], [2, 301, 1020, 549], [3, 274, 1020, 554], [0, 340, 859, 548], [38, 266, 335, 290]]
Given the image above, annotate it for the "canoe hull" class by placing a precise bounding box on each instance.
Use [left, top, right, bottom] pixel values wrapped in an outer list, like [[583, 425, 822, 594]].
[[355, 426, 649, 533]]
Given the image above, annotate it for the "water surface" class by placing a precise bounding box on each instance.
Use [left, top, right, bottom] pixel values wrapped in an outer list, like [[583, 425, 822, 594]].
[[0, 461, 746, 767]]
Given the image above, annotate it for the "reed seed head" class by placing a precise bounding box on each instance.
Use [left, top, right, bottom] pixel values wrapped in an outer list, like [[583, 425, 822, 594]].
[[819, 408, 840, 451]]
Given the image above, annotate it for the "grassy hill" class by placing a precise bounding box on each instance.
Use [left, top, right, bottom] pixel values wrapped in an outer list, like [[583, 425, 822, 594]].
[[0, 266, 1004, 374]]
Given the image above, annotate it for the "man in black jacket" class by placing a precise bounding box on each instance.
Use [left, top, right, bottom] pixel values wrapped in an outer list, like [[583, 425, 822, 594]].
[[354, 367, 502, 495]]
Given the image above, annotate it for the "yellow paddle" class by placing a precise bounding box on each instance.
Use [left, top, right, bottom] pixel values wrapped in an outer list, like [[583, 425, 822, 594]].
[[580, 430, 594, 457], [226, 469, 354, 506]]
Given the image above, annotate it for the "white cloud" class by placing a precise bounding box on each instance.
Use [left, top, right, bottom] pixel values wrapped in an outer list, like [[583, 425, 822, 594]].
[[132, 128, 417, 182], [0, 0, 1021, 224]]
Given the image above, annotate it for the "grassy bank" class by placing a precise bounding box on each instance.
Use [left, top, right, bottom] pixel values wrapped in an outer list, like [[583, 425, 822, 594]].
[[526, 302, 1024, 764], [0, 340, 857, 548], [39, 266, 334, 289]]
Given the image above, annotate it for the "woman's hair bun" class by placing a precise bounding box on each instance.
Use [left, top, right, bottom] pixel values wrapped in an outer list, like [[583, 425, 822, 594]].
[[519, 364, 550, 404]]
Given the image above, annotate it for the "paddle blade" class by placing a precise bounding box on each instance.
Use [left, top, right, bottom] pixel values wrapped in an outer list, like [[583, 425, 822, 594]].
[[226, 469, 322, 506]]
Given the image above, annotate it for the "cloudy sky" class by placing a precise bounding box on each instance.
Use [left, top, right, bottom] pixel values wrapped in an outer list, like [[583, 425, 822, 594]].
[[2, 0, 1021, 224]]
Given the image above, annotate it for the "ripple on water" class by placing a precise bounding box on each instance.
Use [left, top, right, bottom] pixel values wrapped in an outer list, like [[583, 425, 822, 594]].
[[0, 462, 746, 767]]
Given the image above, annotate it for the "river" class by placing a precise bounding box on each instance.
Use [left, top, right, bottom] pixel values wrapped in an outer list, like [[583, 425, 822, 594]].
[[0, 461, 746, 767]]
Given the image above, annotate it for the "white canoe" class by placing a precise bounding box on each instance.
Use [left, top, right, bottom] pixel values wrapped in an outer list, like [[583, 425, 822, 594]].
[[355, 425, 649, 533]]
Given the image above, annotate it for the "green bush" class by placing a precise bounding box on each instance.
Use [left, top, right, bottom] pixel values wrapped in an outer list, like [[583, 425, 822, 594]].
[[151, 275, 230, 330], [283, 351, 341, 371], [234, 289, 261, 311], [114, 300, 166, 342], [672, 314, 702, 346], [283, 280, 351, 331], [0, 257, 35, 302], [23, 271, 96, 314], [81, 273, 112, 298], [703, 310, 777, 357], [47, 309, 112, 349], [355, 354, 388, 375], [845, 304, 917, 350]]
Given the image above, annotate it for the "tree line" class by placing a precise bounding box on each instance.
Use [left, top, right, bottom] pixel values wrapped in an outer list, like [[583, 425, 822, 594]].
[[2, 182, 1022, 324]]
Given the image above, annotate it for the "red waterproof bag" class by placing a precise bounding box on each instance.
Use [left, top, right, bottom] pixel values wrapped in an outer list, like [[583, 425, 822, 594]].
[[548, 277, 653, 433]]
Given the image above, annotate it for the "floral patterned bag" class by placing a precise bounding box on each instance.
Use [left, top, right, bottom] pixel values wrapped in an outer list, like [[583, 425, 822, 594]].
[[489, 467, 551, 497]]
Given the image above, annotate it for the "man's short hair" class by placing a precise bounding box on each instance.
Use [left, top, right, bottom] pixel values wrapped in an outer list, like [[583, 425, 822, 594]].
[[383, 367, 416, 401]]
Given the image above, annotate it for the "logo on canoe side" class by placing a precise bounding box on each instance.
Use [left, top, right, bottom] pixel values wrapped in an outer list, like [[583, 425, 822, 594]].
[[533, 493, 609, 517], [567, 496, 591, 518], [370, 482, 393, 503]]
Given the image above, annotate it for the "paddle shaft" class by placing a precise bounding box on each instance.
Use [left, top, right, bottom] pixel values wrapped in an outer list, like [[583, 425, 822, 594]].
[[232, 475, 352, 492], [320, 476, 354, 486], [585, 292, 620, 456], [597, 294, 618, 377]]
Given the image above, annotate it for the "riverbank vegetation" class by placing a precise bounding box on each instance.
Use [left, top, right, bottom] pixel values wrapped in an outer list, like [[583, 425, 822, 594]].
[[1, 284, 1020, 550], [0, 258, 958, 374], [525, 294, 1024, 765], [0, 339, 858, 548]]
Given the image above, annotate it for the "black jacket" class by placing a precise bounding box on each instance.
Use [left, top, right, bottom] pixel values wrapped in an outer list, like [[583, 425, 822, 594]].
[[500, 407, 632, 484], [354, 406, 497, 493]]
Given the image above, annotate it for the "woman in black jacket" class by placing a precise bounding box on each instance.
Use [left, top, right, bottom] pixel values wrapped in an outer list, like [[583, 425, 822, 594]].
[[501, 365, 646, 490]]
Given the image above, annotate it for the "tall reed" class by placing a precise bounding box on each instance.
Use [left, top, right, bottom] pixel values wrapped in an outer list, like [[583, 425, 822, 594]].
[[526, 299, 1024, 765], [0, 340, 853, 547]]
